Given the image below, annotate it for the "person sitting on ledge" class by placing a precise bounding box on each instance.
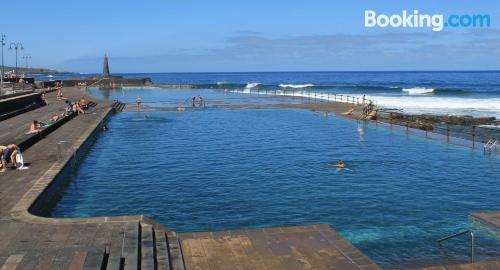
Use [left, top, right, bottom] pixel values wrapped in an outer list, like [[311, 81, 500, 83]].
[[41, 93, 48, 105], [79, 97, 88, 110], [72, 102, 85, 115], [50, 113, 62, 122], [342, 106, 355, 116], [26, 120, 41, 134]]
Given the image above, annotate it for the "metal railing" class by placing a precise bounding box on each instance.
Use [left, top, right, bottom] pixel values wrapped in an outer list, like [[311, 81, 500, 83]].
[[246, 89, 499, 151], [436, 230, 475, 263], [241, 88, 375, 106], [0, 82, 33, 96], [377, 110, 500, 151], [484, 138, 498, 154]]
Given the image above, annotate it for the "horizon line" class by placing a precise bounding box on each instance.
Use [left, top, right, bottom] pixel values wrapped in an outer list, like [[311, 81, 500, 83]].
[[75, 69, 500, 74]]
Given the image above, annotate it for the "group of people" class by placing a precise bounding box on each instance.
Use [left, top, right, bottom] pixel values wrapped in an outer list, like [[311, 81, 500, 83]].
[[191, 95, 204, 107], [0, 144, 20, 172], [25, 95, 88, 136], [66, 97, 87, 115]]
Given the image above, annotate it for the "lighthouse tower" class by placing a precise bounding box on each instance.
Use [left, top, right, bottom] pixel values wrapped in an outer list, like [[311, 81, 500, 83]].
[[102, 54, 110, 77]]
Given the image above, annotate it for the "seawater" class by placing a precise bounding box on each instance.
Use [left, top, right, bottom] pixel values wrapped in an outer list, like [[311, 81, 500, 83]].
[[43, 71, 500, 118], [47, 91, 500, 268]]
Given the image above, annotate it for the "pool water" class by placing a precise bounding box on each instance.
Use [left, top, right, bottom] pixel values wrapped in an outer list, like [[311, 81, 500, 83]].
[[48, 107, 500, 268]]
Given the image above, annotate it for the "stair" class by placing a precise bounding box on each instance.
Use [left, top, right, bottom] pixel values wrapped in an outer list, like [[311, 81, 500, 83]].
[[90, 221, 186, 270], [112, 101, 126, 112]]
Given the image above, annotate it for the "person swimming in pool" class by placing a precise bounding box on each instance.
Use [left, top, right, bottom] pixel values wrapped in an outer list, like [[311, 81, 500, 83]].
[[336, 160, 345, 169], [191, 96, 196, 107]]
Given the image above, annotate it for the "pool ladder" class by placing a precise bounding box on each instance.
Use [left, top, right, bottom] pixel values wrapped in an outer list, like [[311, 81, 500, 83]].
[[484, 138, 498, 154], [436, 230, 474, 263]]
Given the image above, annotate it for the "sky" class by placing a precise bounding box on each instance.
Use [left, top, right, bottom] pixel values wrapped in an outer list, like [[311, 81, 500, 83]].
[[1, 0, 499, 73]]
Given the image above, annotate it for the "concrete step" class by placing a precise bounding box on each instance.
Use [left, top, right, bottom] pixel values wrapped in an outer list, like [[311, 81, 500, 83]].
[[73, 221, 184, 270], [167, 236, 185, 270], [155, 230, 171, 270], [141, 224, 156, 270], [122, 222, 140, 270], [104, 226, 127, 270], [82, 250, 106, 270]]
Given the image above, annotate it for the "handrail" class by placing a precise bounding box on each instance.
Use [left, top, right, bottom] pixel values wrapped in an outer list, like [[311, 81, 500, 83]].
[[436, 230, 474, 263], [245, 88, 375, 106], [484, 138, 498, 154], [86, 78, 104, 89]]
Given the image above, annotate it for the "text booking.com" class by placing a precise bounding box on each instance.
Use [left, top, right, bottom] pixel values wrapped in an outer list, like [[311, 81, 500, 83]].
[[365, 10, 491, 31]]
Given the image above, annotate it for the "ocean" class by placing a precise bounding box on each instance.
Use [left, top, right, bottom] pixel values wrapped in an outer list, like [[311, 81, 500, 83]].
[[36, 71, 500, 118]]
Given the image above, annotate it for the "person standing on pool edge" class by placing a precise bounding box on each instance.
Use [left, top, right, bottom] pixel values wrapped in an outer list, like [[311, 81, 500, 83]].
[[136, 96, 142, 111], [198, 95, 204, 107]]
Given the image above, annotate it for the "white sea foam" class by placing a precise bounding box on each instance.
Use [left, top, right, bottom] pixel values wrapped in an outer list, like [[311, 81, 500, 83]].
[[232, 89, 500, 118], [367, 95, 500, 118], [245, 82, 261, 89], [279, 84, 315, 88], [402, 87, 435, 95]]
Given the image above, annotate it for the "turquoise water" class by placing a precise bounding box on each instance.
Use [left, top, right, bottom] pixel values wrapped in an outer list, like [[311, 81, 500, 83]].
[[48, 105, 500, 268]]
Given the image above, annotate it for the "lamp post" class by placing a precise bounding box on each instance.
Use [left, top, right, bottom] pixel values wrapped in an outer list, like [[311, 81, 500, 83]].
[[0, 34, 5, 91], [22, 54, 31, 76], [9, 42, 23, 76]]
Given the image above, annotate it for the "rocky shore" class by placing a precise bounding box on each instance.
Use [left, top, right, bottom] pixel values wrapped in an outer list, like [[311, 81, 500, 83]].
[[378, 110, 498, 131]]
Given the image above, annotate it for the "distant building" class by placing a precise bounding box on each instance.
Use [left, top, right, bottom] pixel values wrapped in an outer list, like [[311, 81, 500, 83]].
[[102, 54, 110, 77]]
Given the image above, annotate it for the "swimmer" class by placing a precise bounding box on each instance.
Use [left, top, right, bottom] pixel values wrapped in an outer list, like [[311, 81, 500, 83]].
[[191, 96, 196, 107], [335, 160, 345, 169]]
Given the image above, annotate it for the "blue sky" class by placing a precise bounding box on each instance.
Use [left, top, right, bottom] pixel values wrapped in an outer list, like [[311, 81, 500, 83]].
[[1, 0, 499, 72]]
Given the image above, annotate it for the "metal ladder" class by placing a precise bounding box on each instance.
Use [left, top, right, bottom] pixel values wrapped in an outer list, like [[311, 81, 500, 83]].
[[484, 138, 498, 154], [437, 230, 475, 263]]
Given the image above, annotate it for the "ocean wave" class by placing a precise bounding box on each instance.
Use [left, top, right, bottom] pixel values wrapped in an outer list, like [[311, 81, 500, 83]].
[[231, 89, 500, 118], [279, 83, 315, 89], [402, 88, 435, 95], [368, 95, 500, 118], [245, 82, 262, 89]]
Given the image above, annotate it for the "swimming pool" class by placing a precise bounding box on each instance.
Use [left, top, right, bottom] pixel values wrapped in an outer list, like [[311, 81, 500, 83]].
[[47, 91, 500, 268]]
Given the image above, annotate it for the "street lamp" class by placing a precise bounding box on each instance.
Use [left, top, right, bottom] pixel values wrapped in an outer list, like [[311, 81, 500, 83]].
[[22, 54, 31, 76], [0, 34, 5, 90], [9, 42, 23, 76]]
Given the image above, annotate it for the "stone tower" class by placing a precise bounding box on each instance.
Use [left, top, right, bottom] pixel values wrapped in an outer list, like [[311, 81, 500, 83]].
[[102, 54, 110, 77]]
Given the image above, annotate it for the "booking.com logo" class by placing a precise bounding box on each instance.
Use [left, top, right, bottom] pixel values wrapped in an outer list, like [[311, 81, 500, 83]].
[[365, 10, 491, 32]]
